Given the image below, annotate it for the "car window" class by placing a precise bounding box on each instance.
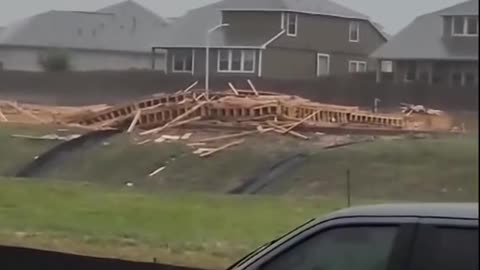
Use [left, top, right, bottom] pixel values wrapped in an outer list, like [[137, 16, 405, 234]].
[[258, 226, 399, 270], [418, 226, 478, 270]]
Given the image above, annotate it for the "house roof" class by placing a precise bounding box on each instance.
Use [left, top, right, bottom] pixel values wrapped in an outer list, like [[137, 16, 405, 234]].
[[437, 0, 479, 16], [155, 0, 387, 49], [0, 0, 167, 53], [371, 1, 479, 61], [219, 0, 369, 20]]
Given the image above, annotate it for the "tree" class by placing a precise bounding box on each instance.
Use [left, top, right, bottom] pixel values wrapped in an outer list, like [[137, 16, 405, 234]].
[[38, 49, 71, 72]]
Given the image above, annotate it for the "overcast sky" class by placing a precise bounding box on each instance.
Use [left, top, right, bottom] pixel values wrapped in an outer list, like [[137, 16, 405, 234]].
[[0, 0, 464, 34]]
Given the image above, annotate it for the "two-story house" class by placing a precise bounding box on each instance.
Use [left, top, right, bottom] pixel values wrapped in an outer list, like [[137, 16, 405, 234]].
[[153, 0, 388, 80], [0, 1, 167, 71], [372, 0, 478, 87]]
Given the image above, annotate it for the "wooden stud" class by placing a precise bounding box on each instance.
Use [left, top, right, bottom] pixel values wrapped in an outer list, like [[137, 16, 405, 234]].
[[127, 110, 142, 133], [140, 102, 208, 136]]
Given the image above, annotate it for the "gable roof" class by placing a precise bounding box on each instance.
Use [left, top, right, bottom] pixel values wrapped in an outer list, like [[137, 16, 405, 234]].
[[437, 0, 478, 16], [0, 0, 167, 53], [219, 0, 369, 20], [155, 0, 387, 49], [371, 1, 479, 61]]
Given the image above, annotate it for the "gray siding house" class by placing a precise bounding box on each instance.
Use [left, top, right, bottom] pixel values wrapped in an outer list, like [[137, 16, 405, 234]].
[[153, 0, 388, 80], [372, 0, 478, 87], [0, 1, 168, 72]]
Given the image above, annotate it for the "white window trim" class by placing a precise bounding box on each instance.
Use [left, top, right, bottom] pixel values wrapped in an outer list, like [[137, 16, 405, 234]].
[[286, 13, 298, 37], [281, 12, 285, 30], [450, 71, 477, 87], [217, 49, 256, 73], [348, 60, 367, 73], [316, 53, 330, 77], [349, 21, 360, 42], [451, 16, 479, 36], [172, 53, 193, 73]]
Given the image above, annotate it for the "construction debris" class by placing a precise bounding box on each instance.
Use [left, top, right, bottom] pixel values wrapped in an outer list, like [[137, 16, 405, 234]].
[[0, 85, 459, 142], [199, 139, 245, 158]]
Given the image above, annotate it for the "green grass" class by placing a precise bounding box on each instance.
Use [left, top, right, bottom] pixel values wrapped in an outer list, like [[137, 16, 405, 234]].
[[0, 123, 60, 175], [0, 123, 478, 201], [0, 178, 343, 269]]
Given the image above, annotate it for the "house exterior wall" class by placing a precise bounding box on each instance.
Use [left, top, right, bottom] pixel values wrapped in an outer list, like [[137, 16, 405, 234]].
[[219, 11, 385, 79], [261, 48, 377, 79], [271, 13, 386, 55], [394, 59, 478, 85], [222, 11, 283, 40], [0, 46, 165, 71]]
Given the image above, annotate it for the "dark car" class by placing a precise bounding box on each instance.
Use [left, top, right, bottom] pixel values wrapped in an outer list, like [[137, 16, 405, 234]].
[[228, 203, 478, 270]]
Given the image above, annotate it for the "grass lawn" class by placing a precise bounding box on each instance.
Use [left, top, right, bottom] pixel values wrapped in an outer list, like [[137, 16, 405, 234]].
[[0, 178, 344, 269], [0, 122, 478, 201]]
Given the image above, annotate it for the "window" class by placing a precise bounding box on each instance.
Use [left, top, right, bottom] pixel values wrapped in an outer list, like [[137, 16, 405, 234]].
[[217, 49, 255, 73], [451, 71, 463, 86], [464, 72, 476, 86], [349, 21, 360, 42], [287, 13, 298, 36], [317, 54, 330, 76], [349, 61, 367, 73], [259, 226, 399, 270], [405, 62, 417, 82], [452, 16, 479, 36], [381, 61, 393, 73], [414, 227, 478, 270], [451, 71, 478, 87], [172, 52, 193, 73]]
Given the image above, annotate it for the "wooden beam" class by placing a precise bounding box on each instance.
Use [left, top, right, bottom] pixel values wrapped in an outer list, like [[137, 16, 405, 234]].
[[148, 166, 166, 177], [6, 101, 46, 123], [169, 116, 202, 128], [0, 108, 8, 122], [127, 110, 142, 133], [247, 79, 259, 96], [228, 83, 240, 96], [283, 109, 321, 133], [197, 130, 259, 143], [183, 81, 199, 93], [200, 139, 245, 158], [267, 121, 309, 140], [140, 102, 207, 136]]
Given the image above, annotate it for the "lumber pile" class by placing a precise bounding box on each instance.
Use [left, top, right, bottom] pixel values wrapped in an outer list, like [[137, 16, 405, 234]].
[[0, 85, 457, 137]]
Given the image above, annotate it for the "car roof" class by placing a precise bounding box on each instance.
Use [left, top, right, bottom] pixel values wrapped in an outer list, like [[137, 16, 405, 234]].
[[323, 203, 478, 220]]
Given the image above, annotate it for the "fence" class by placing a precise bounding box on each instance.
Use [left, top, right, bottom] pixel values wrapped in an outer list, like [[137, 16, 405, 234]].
[[0, 71, 477, 111]]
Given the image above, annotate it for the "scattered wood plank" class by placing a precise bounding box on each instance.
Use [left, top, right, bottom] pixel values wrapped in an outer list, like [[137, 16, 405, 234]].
[[267, 121, 309, 140], [161, 135, 181, 141], [187, 142, 206, 147], [140, 102, 207, 136], [181, 133, 193, 140], [197, 130, 259, 143], [136, 139, 151, 145], [200, 139, 245, 158], [148, 166, 166, 177], [228, 83, 240, 96], [183, 81, 199, 93], [0, 108, 7, 122], [169, 116, 202, 128], [193, 148, 216, 155], [247, 79, 259, 96], [127, 110, 142, 133], [283, 110, 321, 134], [194, 93, 206, 101], [6, 101, 46, 123]]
